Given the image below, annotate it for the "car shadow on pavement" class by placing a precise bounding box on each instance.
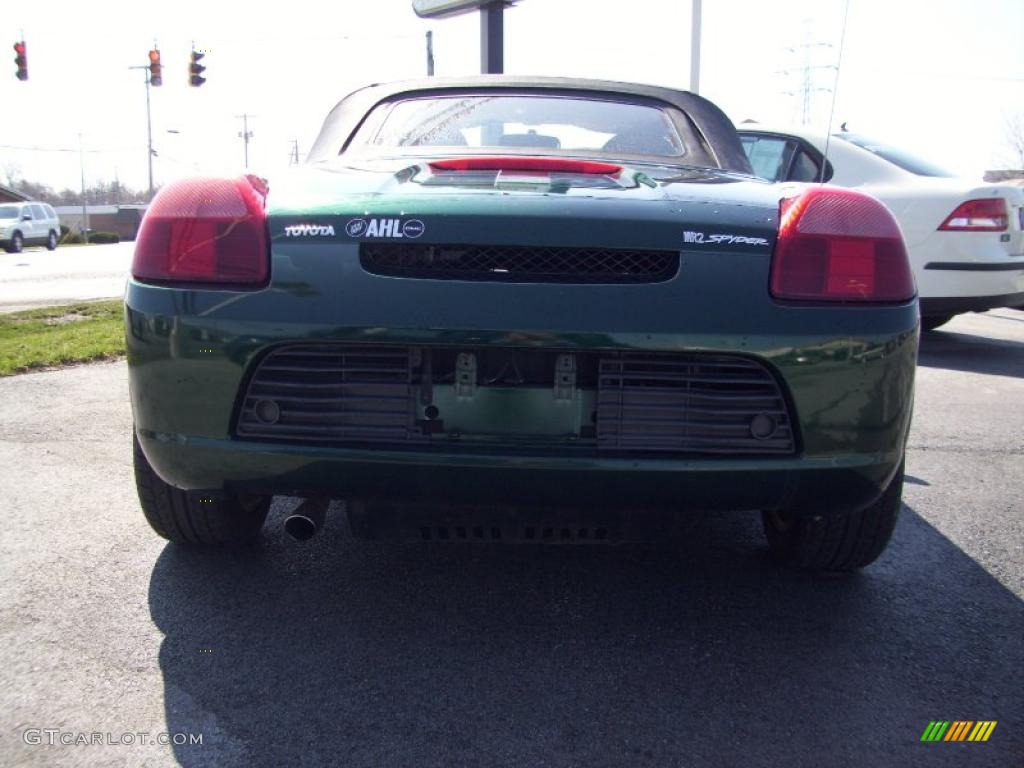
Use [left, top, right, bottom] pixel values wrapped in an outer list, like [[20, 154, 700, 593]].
[[918, 329, 1024, 378], [149, 502, 1022, 768]]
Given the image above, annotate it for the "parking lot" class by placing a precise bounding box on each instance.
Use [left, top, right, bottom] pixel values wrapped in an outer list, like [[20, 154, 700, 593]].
[[0, 309, 1021, 767], [0, 241, 131, 313]]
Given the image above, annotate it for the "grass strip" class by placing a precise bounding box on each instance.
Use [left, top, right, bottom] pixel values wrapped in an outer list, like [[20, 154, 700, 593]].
[[0, 299, 124, 376]]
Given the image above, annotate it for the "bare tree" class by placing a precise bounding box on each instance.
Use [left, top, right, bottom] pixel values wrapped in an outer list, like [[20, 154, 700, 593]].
[[1004, 114, 1024, 170], [2, 162, 21, 188], [0, 174, 151, 205]]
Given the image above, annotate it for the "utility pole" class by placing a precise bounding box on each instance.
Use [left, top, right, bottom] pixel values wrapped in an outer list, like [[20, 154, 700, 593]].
[[78, 133, 89, 244], [426, 30, 435, 76], [689, 0, 701, 93], [237, 114, 254, 168], [128, 64, 156, 197], [145, 68, 154, 195]]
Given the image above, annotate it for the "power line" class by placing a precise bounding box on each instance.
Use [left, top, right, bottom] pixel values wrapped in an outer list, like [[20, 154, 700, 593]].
[[155, 153, 203, 171], [0, 144, 144, 153]]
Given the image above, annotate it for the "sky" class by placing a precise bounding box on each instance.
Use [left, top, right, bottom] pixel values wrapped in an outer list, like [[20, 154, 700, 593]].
[[2, 0, 1022, 194]]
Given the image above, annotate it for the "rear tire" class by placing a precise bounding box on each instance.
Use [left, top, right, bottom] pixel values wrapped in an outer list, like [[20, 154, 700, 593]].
[[6, 232, 23, 253], [922, 314, 953, 332], [133, 433, 270, 544], [46, 231, 57, 250], [762, 462, 903, 571]]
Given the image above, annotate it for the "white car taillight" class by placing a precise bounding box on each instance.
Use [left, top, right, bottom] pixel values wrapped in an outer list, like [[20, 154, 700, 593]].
[[938, 198, 1009, 232], [770, 187, 915, 303], [132, 175, 269, 285]]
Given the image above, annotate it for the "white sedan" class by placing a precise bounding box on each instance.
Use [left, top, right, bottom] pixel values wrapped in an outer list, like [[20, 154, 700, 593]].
[[738, 126, 1024, 330]]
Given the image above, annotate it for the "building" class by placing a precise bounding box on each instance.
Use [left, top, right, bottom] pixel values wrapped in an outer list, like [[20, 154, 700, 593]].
[[984, 169, 1024, 184], [0, 184, 29, 203], [54, 204, 148, 240]]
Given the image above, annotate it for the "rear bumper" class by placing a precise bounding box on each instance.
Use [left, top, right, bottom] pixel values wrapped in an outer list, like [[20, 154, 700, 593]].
[[917, 258, 1024, 310], [920, 290, 1024, 316], [126, 262, 918, 516], [136, 430, 903, 515]]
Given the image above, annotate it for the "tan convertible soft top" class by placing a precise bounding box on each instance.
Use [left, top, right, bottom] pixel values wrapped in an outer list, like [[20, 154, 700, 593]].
[[305, 75, 752, 174]]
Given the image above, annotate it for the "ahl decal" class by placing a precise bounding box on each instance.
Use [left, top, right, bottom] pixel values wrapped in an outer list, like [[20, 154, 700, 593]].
[[683, 230, 769, 246], [345, 218, 425, 239], [284, 224, 336, 237]]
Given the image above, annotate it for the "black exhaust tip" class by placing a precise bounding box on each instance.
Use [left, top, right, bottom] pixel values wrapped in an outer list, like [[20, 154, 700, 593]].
[[284, 497, 330, 542]]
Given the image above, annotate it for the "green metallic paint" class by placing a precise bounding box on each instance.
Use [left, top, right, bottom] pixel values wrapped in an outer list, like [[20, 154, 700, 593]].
[[268, 164, 780, 256], [126, 163, 918, 516]]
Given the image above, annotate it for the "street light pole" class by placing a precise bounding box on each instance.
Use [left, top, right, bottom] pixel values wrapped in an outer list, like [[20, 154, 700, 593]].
[[690, 0, 702, 93]]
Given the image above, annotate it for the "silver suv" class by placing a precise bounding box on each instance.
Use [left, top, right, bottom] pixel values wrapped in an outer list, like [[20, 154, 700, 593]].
[[0, 201, 61, 253]]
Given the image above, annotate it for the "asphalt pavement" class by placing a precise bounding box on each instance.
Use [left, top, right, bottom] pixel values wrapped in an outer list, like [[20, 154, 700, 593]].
[[0, 310, 1021, 767], [0, 241, 131, 312]]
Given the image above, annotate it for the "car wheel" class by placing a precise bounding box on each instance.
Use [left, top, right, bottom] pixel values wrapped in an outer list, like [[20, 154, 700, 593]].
[[762, 461, 903, 571], [6, 232, 23, 253], [133, 433, 271, 544], [46, 231, 57, 251], [921, 315, 953, 332]]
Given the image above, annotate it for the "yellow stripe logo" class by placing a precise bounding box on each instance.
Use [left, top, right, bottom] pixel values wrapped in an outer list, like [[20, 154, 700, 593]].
[[921, 721, 996, 742]]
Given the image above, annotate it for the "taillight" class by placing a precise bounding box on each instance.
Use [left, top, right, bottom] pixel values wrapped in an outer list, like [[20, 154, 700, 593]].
[[429, 157, 623, 175], [770, 187, 915, 303], [938, 198, 1008, 231], [132, 175, 268, 285]]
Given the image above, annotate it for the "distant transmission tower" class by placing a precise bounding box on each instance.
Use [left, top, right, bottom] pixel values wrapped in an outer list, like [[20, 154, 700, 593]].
[[779, 20, 836, 126]]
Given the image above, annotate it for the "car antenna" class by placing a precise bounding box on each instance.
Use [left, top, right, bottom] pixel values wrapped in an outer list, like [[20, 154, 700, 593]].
[[820, 0, 851, 184]]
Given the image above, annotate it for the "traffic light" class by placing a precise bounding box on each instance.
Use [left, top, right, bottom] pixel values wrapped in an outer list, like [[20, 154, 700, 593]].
[[13, 40, 27, 81], [188, 49, 206, 87], [148, 48, 162, 86]]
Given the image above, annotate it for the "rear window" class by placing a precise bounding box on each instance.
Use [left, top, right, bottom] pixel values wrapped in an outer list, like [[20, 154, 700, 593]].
[[44, 204, 57, 218], [837, 133, 954, 177], [349, 95, 687, 159]]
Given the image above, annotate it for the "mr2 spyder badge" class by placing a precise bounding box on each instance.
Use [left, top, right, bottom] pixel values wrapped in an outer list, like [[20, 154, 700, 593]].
[[683, 230, 769, 246], [346, 218, 426, 239]]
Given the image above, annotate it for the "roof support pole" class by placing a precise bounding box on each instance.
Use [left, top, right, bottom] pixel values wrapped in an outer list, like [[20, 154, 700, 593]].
[[480, 2, 504, 74]]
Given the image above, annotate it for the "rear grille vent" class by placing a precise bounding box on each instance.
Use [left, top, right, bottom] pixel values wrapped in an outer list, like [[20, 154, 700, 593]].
[[235, 345, 795, 456], [235, 345, 423, 444], [596, 353, 794, 454], [360, 243, 679, 284]]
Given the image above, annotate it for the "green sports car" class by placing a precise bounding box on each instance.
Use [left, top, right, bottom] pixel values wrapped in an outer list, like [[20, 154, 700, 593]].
[[126, 76, 918, 570]]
